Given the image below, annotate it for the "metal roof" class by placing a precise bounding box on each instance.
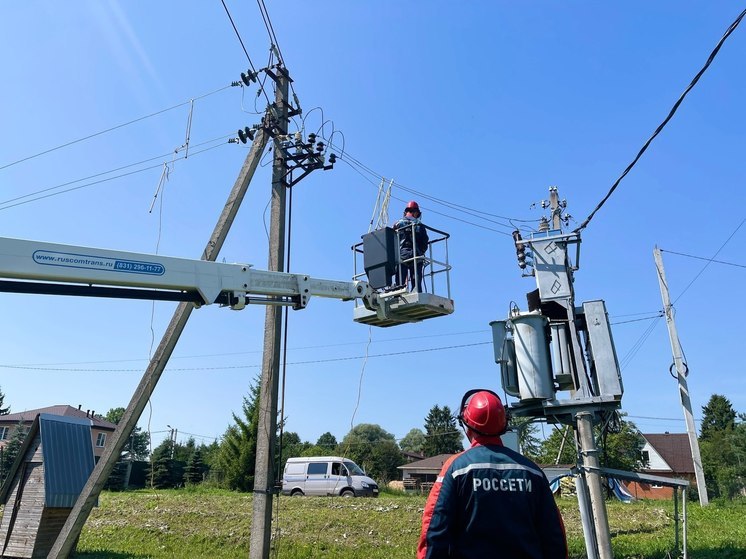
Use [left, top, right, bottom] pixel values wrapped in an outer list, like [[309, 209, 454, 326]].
[[39, 414, 95, 507], [0, 414, 95, 508]]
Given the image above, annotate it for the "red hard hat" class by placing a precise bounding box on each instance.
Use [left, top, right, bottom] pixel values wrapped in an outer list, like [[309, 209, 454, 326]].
[[405, 200, 420, 212], [459, 389, 507, 436]]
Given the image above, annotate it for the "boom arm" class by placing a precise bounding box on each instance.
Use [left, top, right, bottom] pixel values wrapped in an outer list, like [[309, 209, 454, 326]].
[[0, 236, 379, 312]]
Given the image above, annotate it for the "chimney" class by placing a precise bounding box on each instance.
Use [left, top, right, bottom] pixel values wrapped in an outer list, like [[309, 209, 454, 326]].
[[78, 404, 82, 410], [86, 410, 90, 417]]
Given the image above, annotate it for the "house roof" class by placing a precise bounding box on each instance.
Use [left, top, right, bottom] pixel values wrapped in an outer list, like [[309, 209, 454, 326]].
[[0, 405, 116, 431], [0, 414, 95, 507], [398, 454, 454, 471], [643, 433, 695, 473]]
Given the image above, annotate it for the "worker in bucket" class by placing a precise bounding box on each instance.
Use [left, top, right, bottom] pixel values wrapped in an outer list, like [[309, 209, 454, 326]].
[[418, 389, 568, 559], [393, 200, 429, 292]]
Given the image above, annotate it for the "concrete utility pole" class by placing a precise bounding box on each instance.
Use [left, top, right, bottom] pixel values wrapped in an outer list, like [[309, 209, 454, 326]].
[[249, 65, 290, 559], [49, 128, 270, 559], [653, 247, 709, 506], [576, 413, 613, 559]]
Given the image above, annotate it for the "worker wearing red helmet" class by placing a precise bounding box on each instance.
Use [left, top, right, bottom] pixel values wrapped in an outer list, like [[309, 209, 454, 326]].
[[418, 389, 567, 559], [393, 200, 429, 292]]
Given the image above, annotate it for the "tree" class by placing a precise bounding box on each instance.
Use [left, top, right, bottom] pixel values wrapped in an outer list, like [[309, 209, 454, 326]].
[[400, 428, 426, 455], [534, 414, 645, 473], [316, 432, 338, 452], [534, 425, 577, 465], [0, 422, 27, 484], [599, 415, 646, 471], [699, 394, 744, 499], [184, 447, 206, 484], [422, 405, 463, 457], [339, 424, 401, 482], [0, 386, 9, 415], [700, 394, 736, 441], [510, 417, 541, 460], [213, 379, 261, 491], [278, 431, 314, 467], [149, 439, 178, 488], [103, 407, 150, 460]]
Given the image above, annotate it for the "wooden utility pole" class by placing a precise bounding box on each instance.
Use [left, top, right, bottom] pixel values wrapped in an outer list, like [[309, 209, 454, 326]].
[[653, 247, 709, 506], [249, 65, 290, 559], [49, 128, 270, 558]]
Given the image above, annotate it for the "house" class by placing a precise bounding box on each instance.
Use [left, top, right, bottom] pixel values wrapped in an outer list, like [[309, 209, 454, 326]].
[[398, 454, 574, 493], [626, 433, 696, 499], [0, 405, 116, 461], [0, 414, 95, 558], [397, 454, 452, 492]]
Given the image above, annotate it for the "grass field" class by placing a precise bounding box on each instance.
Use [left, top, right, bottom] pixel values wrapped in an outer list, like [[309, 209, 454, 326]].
[[65, 488, 744, 557]]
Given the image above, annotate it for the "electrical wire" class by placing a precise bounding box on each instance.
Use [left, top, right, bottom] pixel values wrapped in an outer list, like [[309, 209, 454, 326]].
[[338, 158, 512, 235], [667, 216, 746, 304], [9, 329, 489, 367], [574, 7, 746, 233], [0, 341, 492, 372], [618, 315, 662, 370], [0, 135, 231, 211], [661, 249, 746, 270], [610, 312, 664, 325], [0, 85, 231, 172], [220, 0, 273, 110]]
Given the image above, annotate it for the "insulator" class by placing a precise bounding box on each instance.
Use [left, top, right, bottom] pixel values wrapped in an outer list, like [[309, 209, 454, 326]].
[[241, 71, 257, 86], [316, 142, 324, 153], [308, 133, 316, 144], [512, 230, 524, 251], [237, 127, 254, 144], [329, 153, 337, 164]]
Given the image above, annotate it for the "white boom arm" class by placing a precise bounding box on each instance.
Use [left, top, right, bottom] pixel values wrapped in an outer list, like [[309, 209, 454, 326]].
[[0, 236, 379, 312]]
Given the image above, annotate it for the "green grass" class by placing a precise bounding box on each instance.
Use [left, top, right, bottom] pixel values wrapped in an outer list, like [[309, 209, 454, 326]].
[[69, 489, 746, 558]]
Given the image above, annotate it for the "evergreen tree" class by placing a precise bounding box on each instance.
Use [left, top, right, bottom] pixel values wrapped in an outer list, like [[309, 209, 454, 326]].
[[699, 394, 744, 498], [184, 447, 206, 484], [510, 417, 542, 460], [0, 422, 27, 484], [400, 428, 426, 455], [149, 439, 176, 488], [422, 405, 463, 457], [700, 394, 736, 440], [214, 379, 261, 491], [0, 386, 9, 415]]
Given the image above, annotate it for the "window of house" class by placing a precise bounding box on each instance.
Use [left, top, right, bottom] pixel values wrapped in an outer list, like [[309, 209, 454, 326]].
[[96, 432, 106, 447], [0, 427, 8, 440]]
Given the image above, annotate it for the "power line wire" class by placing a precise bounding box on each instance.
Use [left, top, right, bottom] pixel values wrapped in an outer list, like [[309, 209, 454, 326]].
[[9, 329, 490, 367], [0, 136, 231, 211], [0, 341, 491, 372], [0, 86, 231, 172], [574, 7, 746, 233], [661, 249, 746, 270], [665, 216, 746, 304]]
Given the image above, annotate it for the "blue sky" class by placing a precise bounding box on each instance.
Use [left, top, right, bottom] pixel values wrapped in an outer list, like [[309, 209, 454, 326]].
[[1, 2, 744, 450]]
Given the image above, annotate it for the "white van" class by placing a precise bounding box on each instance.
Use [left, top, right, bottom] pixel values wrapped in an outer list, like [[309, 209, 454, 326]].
[[282, 456, 379, 497]]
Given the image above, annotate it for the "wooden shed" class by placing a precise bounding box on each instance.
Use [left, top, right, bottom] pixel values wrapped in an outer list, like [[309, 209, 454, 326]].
[[0, 413, 95, 558]]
